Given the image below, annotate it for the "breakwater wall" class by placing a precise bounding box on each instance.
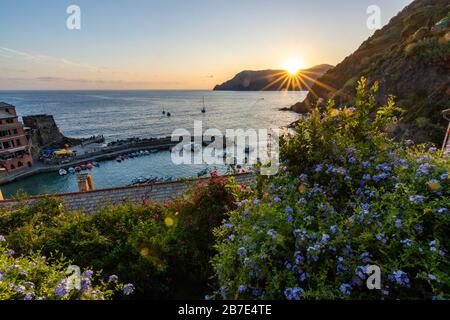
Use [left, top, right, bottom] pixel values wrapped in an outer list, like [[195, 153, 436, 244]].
[[0, 173, 255, 213]]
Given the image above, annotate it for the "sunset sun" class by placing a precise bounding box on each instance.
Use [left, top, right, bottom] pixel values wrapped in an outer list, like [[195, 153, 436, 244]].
[[282, 58, 305, 75]]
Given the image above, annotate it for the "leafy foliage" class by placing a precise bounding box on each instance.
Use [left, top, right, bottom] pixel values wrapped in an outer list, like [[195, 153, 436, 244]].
[[0, 175, 247, 299], [211, 78, 450, 300]]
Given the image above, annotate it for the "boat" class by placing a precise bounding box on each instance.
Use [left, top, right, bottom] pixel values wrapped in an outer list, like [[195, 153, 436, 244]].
[[116, 155, 123, 162], [59, 169, 68, 176], [201, 96, 206, 113], [162, 106, 166, 115], [197, 167, 209, 177], [92, 161, 99, 167], [86, 163, 94, 170], [68, 167, 76, 174], [80, 164, 87, 170], [75, 166, 81, 172], [167, 112, 171, 117]]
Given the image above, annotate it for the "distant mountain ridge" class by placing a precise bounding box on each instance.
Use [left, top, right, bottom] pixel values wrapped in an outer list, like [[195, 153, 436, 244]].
[[213, 64, 333, 91], [290, 0, 450, 143]]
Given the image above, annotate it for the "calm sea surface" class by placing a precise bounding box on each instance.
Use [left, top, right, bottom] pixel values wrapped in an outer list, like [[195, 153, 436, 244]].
[[0, 90, 305, 197]]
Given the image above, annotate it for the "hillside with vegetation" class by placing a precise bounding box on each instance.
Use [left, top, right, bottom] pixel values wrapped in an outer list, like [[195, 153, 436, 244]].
[[214, 64, 333, 91], [291, 0, 450, 144]]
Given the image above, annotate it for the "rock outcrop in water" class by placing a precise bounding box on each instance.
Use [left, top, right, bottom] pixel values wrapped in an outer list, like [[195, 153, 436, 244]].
[[213, 64, 333, 91], [290, 0, 450, 143]]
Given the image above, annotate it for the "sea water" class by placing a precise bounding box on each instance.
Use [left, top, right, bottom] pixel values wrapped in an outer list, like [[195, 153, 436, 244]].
[[0, 90, 305, 196]]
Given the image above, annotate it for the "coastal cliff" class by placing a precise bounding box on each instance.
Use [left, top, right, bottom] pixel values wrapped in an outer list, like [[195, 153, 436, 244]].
[[290, 0, 450, 143], [23, 115, 81, 159], [214, 64, 333, 91]]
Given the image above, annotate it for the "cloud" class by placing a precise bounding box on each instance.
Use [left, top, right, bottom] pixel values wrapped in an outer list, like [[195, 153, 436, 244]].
[[0, 46, 142, 77], [0, 76, 182, 87]]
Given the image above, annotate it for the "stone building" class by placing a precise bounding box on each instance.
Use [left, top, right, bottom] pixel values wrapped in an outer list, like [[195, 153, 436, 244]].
[[0, 102, 33, 173]]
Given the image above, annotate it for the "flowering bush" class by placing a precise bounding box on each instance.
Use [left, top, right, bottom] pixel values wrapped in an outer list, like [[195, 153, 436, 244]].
[[0, 175, 247, 299], [211, 78, 450, 300], [0, 236, 130, 300]]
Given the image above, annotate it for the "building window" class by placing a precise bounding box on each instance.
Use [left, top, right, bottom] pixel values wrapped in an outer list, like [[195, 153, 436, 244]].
[[6, 119, 13, 124], [16, 139, 21, 146], [2, 141, 11, 149], [27, 161, 32, 167], [0, 130, 8, 137], [10, 164, 15, 170], [13, 129, 18, 135], [18, 161, 23, 167]]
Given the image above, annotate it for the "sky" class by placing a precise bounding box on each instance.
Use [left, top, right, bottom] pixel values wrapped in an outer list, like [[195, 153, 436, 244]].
[[0, 0, 414, 90]]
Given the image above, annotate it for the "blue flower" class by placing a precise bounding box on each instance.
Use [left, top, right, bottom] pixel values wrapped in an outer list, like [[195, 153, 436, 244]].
[[355, 265, 369, 279], [224, 223, 234, 229], [238, 285, 247, 293], [395, 219, 402, 229], [298, 272, 309, 282], [284, 287, 304, 300], [15, 285, 26, 294], [428, 274, 437, 281], [237, 247, 247, 257], [373, 172, 390, 182], [273, 196, 281, 203], [417, 163, 432, 175], [251, 288, 262, 297], [298, 174, 308, 181], [375, 163, 392, 172], [82, 270, 94, 278], [409, 195, 425, 203], [267, 229, 277, 240], [0, 235, 5, 242], [339, 283, 351, 296], [55, 280, 68, 298], [108, 275, 119, 282], [285, 206, 294, 214], [81, 278, 91, 292], [429, 240, 437, 252], [320, 233, 330, 244], [437, 208, 448, 214], [293, 229, 307, 240], [23, 292, 35, 300], [330, 225, 337, 234], [440, 173, 448, 180], [315, 164, 324, 172], [362, 161, 371, 169], [360, 252, 370, 263], [389, 270, 409, 286], [204, 295, 211, 300], [294, 251, 304, 265], [123, 283, 135, 296], [400, 239, 413, 247]]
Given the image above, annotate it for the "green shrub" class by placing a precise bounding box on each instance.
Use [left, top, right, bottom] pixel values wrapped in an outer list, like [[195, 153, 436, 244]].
[[0, 236, 129, 300], [0, 175, 247, 299], [211, 78, 450, 300]]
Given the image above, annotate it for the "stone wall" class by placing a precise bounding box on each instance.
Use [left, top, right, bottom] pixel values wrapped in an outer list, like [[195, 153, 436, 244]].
[[0, 173, 255, 213]]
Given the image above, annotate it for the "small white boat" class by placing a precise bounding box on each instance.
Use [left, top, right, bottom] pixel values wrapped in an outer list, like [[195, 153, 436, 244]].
[[59, 169, 68, 176]]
